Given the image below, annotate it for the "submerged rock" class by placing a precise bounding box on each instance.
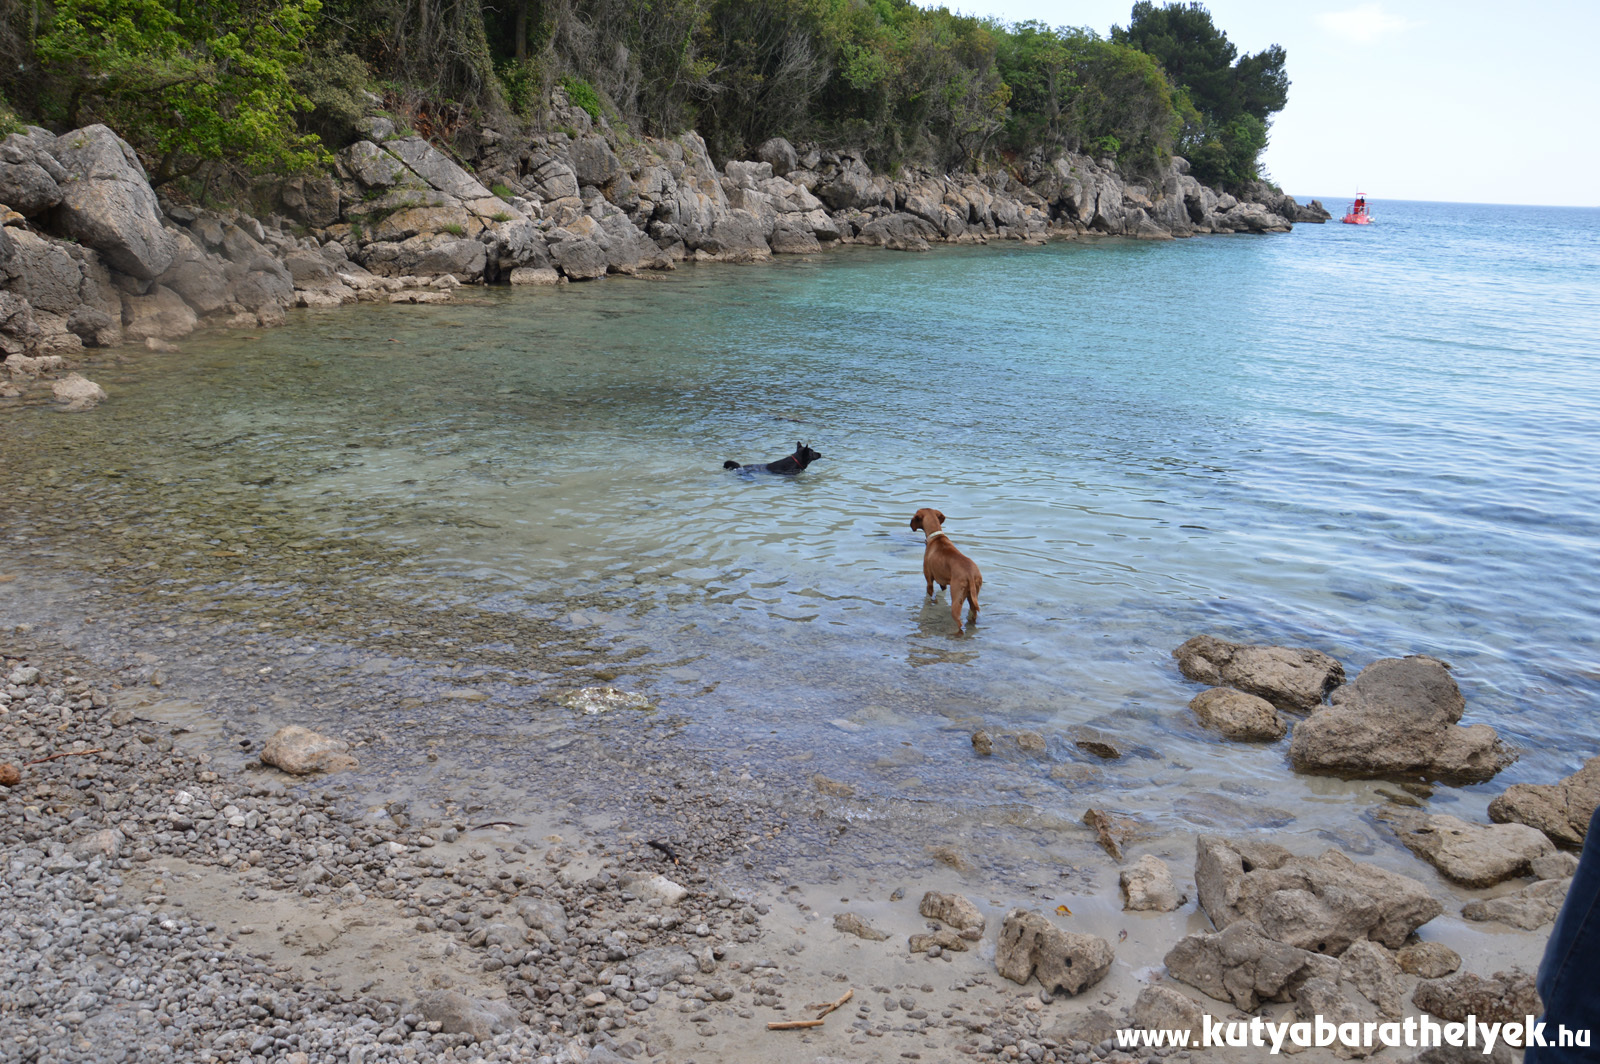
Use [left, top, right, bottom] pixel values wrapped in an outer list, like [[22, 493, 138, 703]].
[[1189, 686, 1287, 740], [558, 686, 650, 714], [1289, 656, 1513, 782], [1487, 754, 1600, 848], [1173, 635, 1344, 712]]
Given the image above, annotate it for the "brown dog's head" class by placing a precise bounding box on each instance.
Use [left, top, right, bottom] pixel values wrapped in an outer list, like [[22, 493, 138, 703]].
[[910, 508, 947, 532]]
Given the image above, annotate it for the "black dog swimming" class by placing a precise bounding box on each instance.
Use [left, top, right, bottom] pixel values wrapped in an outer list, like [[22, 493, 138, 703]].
[[723, 442, 823, 474]]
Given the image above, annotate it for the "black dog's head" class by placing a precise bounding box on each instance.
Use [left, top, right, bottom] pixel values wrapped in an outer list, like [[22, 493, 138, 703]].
[[791, 442, 823, 469]]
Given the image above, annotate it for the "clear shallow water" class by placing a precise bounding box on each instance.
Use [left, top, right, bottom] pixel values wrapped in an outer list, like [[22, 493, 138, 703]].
[[4, 199, 1599, 865]]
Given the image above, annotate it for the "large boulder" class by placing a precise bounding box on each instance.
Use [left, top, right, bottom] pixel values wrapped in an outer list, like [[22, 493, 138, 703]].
[[49, 125, 175, 279], [1338, 939, 1407, 1019], [120, 285, 198, 342], [756, 137, 799, 177], [4, 230, 86, 316], [549, 237, 608, 280], [0, 132, 65, 217], [278, 176, 341, 228], [385, 136, 494, 200], [1194, 834, 1441, 953], [1174, 635, 1345, 712], [566, 134, 623, 190], [1189, 687, 1287, 741], [1488, 755, 1600, 848], [156, 231, 231, 316], [523, 153, 581, 202], [339, 140, 410, 189], [857, 212, 940, 252], [1384, 811, 1555, 887], [1289, 656, 1513, 782], [995, 909, 1113, 996], [1164, 920, 1338, 1010]]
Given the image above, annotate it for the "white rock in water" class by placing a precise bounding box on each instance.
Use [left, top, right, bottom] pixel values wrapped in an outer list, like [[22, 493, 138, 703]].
[[558, 686, 651, 714]]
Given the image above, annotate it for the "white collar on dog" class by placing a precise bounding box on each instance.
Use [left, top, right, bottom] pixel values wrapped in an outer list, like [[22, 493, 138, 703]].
[[924, 530, 948, 541]]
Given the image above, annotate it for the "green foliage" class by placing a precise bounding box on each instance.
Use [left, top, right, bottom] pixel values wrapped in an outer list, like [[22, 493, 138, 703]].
[[294, 49, 371, 146], [37, 0, 328, 185], [496, 59, 541, 117], [1112, 1, 1288, 188], [442, 222, 466, 235], [558, 75, 602, 121], [490, 182, 513, 199], [0, 93, 20, 137]]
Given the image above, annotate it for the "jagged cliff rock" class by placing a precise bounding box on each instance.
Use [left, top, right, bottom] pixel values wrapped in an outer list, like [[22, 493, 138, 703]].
[[0, 112, 1324, 386]]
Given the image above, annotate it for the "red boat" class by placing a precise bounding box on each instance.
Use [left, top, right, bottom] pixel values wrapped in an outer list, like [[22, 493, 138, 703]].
[[1343, 193, 1372, 225]]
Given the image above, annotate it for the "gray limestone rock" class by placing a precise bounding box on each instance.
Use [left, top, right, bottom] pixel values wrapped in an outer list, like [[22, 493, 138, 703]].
[[756, 137, 799, 176], [1290, 656, 1513, 782], [995, 908, 1113, 996], [1412, 969, 1541, 1025], [1121, 854, 1186, 912], [1194, 834, 1441, 952], [1164, 920, 1338, 1011], [258, 725, 357, 775], [386, 136, 494, 200], [1461, 876, 1570, 930], [919, 891, 985, 939], [1174, 635, 1345, 712], [49, 125, 175, 279], [413, 990, 519, 1043], [1385, 812, 1555, 887], [1488, 755, 1600, 848], [1189, 687, 1288, 741]]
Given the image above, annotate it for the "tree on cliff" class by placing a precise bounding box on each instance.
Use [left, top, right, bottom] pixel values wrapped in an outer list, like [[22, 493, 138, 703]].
[[34, 0, 326, 185], [1112, 0, 1288, 188]]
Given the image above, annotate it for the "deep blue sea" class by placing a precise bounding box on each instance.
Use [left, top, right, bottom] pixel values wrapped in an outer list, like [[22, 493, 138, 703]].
[[5, 197, 1598, 863]]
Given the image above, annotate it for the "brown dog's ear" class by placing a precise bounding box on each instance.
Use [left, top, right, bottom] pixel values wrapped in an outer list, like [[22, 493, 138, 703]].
[[909, 513, 923, 531], [936, 510, 947, 524]]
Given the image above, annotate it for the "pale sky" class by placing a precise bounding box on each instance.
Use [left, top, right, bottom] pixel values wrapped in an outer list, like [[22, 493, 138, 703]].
[[921, 0, 1600, 206]]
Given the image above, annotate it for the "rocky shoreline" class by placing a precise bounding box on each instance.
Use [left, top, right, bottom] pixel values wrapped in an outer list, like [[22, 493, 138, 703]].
[[4, 616, 1591, 1064], [0, 98, 1327, 406]]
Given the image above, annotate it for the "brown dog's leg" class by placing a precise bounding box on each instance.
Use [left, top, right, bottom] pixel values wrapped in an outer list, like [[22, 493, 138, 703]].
[[950, 579, 967, 631]]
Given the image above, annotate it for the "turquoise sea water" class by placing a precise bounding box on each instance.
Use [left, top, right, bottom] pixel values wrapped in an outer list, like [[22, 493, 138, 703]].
[[4, 198, 1598, 861]]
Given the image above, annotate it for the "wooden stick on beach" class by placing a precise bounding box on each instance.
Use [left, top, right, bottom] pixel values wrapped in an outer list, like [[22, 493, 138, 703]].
[[766, 1019, 826, 1030], [807, 988, 854, 1018]]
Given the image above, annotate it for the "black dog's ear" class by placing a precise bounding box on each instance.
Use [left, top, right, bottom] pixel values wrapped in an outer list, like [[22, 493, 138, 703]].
[[910, 513, 923, 531]]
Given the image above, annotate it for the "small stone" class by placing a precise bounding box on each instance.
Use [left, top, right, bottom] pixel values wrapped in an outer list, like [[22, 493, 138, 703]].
[[834, 912, 889, 941], [1396, 941, 1461, 979]]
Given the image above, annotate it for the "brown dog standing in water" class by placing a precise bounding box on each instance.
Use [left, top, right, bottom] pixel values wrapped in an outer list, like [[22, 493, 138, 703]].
[[910, 508, 982, 632]]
